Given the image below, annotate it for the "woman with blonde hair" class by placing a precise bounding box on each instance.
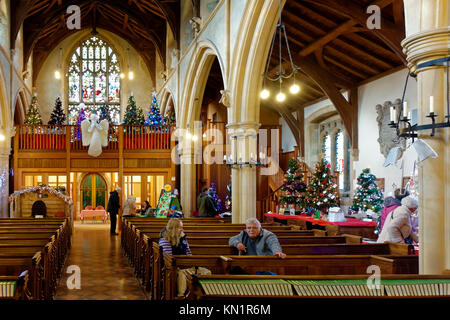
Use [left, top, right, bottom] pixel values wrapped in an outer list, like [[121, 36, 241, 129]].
[[158, 218, 210, 297], [158, 218, 191, 255], [122, 195, 136, 217]]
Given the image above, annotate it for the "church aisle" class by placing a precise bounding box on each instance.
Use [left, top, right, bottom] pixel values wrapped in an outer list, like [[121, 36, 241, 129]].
[[54, 221, 148, 300]]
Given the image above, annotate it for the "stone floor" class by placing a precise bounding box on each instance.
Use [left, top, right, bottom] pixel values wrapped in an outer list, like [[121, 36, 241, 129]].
[[54, 221, 148, 300]]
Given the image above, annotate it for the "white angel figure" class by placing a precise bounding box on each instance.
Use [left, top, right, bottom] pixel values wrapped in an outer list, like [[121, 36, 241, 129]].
[[81, 112, 109, 157]]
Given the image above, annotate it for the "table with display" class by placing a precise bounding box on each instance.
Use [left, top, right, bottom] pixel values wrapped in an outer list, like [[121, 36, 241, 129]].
[[80, 209, 108, 223], [264, 212, 377, 239]]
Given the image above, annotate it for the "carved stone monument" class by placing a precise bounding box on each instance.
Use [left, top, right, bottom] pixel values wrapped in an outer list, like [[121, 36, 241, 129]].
[[376, 99, 405, 159]]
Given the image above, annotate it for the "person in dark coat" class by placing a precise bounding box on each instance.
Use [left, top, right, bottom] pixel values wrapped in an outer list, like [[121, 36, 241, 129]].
[[198, 188, 219, 217], [107, 187, 121, 235]]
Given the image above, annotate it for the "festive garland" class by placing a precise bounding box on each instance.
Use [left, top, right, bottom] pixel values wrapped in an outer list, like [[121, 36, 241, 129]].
[[9, 184, 73, 205]]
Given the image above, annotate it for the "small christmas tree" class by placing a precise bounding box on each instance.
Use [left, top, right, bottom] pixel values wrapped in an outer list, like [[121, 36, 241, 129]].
[[123, 94, 145, 125], [24, 95, 43, 125], [99, 103, 113, 127], [350, 168, 384, 228], [305, 159, 339, 213], [224, 182, 231, 211], [350, 168, 384, 215], [145, 93, 163, 125], [48, 97, 66, 125], [74, 107, 86, 139], [279, 158, 307, 211], [209, 182, 222, 212]]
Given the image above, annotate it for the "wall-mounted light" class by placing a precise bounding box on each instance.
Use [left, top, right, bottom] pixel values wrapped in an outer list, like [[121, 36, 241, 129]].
[[0, 134, 5, 141], [120, 73, 125, 79], [55, 48, 62, 80], [128, 71, 134, 80]]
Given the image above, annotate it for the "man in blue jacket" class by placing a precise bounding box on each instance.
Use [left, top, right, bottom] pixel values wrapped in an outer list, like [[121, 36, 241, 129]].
[[229, 218, 286, 258]]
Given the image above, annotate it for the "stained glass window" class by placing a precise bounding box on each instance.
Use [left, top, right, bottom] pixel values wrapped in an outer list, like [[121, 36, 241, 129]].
[[335, 130, 344, 190], [322, 133, 331, 166], [67, 36, 121, 124]]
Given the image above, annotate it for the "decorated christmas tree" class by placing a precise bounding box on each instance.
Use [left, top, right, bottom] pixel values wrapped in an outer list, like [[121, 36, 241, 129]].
[[279, 158, 307, 210], [145, 93, 163, 125], [123, 94, 145, 125], [305, 159, 339, 213], [349, 168, 384, 216], [48, 97, 66, 125], [99, 103, 113, 127], [209, 182, 222, 212], [224, 182, 231, 211], [24, 95, 43, 125], [73, 107, 86, 139]]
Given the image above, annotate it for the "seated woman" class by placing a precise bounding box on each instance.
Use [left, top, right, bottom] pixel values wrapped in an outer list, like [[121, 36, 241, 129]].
[[158, 218, 191, 255], [158, 218, 210, 297], [377, 196, 419, 244], [140, 200, 153, 217]]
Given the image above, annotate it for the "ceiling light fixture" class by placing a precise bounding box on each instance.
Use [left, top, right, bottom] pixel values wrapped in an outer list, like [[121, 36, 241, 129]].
[[260, 0, 299, 102]]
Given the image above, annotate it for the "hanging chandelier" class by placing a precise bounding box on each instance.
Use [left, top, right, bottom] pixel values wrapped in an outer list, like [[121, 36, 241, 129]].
[[260, 0, 299, 102], [389, 57, 450, 141]]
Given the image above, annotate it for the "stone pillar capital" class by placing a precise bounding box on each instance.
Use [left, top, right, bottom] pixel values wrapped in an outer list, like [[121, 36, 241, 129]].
[[402, 27, 450, 70]]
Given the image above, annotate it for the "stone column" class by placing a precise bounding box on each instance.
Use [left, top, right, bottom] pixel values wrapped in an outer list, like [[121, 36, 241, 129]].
[[0, 153, 9, 218], [402, 0, 449, 274], [179, 129, 197, 217], [228, 122, 260, 224]]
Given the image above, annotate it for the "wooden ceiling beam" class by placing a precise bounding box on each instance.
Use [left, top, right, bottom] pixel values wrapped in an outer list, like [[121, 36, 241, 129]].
[[302, 0, 406, 65], [392, 0, 405, 27], [323, 55, 366, 80], [11, 0, 40, 50], [122, 14, 129, 30], [298, 19, 357, 57], [284, 11, 392, 70], [294, 56, 355, 141]]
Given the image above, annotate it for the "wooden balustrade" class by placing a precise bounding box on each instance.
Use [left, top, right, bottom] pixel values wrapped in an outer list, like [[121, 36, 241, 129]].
[[16, 125, 173, 153]]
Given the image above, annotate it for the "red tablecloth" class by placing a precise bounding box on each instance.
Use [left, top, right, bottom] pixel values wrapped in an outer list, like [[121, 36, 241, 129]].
[[264, 213, 376, 227], [80, 210, 108, 222]]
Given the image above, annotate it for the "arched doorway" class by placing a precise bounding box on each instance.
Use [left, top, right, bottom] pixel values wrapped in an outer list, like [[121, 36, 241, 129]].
[[81, 174, 107, 209]]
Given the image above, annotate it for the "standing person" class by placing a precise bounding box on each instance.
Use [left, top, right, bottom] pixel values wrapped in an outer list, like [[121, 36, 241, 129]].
[[198, 188, 219, 217], [107, 186, 121, 235], [229, 218, 286, 258], [377, 196, 419, 244], [122, 195, 136, 217], [380, 188, 410, 232], [196, 188, 208, 211]]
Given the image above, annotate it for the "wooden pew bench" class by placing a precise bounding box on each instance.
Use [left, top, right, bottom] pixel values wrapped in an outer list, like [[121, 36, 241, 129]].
[[186, 274, 450, 299], [0, 271, 30, 300], [0, 252, 43, 299], [161, 254, 398, 300]]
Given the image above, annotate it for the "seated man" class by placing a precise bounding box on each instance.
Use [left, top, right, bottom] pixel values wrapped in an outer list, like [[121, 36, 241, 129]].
[[229, 218, 286, 259]]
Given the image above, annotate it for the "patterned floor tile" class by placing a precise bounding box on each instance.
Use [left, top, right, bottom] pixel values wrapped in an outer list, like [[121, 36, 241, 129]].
[[54, 222, 148, 300]]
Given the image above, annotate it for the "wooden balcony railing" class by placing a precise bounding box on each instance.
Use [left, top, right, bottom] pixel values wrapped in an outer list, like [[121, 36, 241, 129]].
[[16, 125, 173, 152]]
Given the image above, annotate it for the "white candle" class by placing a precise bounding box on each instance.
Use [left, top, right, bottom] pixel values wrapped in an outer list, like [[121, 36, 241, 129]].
[[390, 107, 394, 122], [430, 96, 434, 113], [403, 101, 407, 117], [224, 155, 227, 163], [408, 112, 411, 120], [250, 153, 254, 161], [393, 108, 397, 122]]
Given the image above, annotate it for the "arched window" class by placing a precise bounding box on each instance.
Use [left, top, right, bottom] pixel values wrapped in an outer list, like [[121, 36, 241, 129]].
[[67, 36, 121, 124], [322, 133, 331, 165], [335, 130, 344, 190]]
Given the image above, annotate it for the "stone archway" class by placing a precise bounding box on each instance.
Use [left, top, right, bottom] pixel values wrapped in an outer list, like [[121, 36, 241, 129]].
[[177, 41, 227, 216], [0, 60, 11, 217], [226, 0, 282, 223]]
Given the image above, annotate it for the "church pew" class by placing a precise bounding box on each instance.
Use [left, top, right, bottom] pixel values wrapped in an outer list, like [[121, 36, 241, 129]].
[[0, 252, 43, 299], [132, 229, 322, 280], [162, 254, 397, 300], [0, 271, 30, 300], [137, 233, 355, 291], [0, 221, 71, 300], [185, 273, 450, 299], [128, 226, 314, 277]]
